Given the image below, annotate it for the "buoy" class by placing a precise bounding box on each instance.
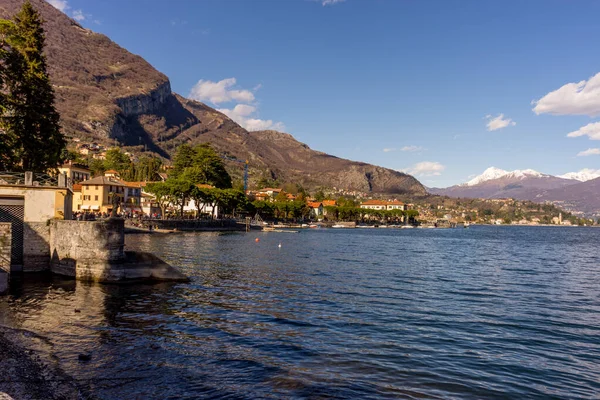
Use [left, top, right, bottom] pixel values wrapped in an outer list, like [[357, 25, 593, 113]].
[[255, 238, 260, 242], [278, 243, 282, 248]]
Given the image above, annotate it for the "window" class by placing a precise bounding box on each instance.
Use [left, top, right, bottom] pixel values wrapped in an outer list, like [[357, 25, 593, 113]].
[[95, 185, 98, 190], [95, 195, 98, 201]]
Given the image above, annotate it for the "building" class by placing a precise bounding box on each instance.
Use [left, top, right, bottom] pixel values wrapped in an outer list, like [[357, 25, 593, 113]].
[[79, 176, 125, 214], [0, 171, 73, 271], [58, 161, 91, 184], [121, 181, 144, 214], [360, 200, 408, 211], [182, 184, 219, 218], [308, 201, 324, 219], [72, 184, 83, 212]]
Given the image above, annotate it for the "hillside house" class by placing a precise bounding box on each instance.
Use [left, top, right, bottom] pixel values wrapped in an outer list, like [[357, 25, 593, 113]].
[[308, 201, 324, 219]]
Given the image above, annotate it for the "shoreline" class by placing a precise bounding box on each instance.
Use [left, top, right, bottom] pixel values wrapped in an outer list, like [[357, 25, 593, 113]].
[[0, 326, 92, 399]]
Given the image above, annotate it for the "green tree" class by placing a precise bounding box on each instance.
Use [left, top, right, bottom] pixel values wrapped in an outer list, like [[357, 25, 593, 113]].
[[88, 159, 105, 177], [145, 182, 171, 219], [172, 143, 232, 188], [0, 1, 65, 171], [314, 190, 325, 202], [171, 144, 195, 178], [104, 148, 131, 174]]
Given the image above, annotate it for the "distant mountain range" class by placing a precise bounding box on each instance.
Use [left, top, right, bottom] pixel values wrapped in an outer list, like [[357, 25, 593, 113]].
[[429, 167, 600, 217]]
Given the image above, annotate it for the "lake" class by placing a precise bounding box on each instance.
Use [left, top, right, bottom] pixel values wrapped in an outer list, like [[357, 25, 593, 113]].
[[1, 226, 599, 399]]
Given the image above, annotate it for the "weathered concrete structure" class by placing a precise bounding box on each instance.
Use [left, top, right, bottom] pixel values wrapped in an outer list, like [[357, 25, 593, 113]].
[[50, 219, 188, 283]]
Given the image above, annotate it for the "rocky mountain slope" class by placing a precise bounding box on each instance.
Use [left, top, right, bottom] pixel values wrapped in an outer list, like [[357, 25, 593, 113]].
[[0, 0, 425, 195], [430, 167, 600, 216]]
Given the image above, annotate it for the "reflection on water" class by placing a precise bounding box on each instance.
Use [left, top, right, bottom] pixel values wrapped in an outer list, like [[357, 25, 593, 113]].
[[2, 227, 600, 399]]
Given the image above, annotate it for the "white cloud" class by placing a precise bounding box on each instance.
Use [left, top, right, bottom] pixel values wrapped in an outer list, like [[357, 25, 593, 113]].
[[383, 145, 424, 153], [72, 9, 85, 21], [48, 0, 69, 12], [401, 145, 424, 152], [218, 104, 285, 132], [403, 161, 446, 177], [189, 78, 255, 104], [322, 0, 345, 5], [533, 72, 600, 117], [577, 148, 600, 157], [485, 114, 516, 131], [48, 1, 94, 23], [192, 77, 284, 131], [567, 122, 600, 140]]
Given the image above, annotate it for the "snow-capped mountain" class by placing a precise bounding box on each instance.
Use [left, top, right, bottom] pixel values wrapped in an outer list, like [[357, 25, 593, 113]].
[[428, 167, 600, 216], [465, 167, 508, 186], [464, 167, 548, 186], [558, 169, 600, 182]]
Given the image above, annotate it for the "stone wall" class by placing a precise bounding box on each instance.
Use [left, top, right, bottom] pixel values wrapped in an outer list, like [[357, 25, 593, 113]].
[[0, 223, 11, 294], [23, 222, 51, 272], [50, 219, 124, 279], [50, 219, 124, 278]]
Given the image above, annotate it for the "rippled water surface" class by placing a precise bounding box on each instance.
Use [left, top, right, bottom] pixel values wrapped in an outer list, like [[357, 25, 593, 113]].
[[2, 226, 600, 399]]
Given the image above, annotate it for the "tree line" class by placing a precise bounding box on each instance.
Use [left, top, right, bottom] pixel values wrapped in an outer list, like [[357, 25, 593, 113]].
[[144, 143, 247, 219]]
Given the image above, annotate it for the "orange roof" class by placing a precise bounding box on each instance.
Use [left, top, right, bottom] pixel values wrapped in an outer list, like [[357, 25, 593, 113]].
[[72, 184, 82, 192], [388, 200, 405, 205], [105, 169, 119, 174], [121, 181, 148, 188], [308, 201, 323, 208], [322, 200, 337, 206], [361, 200, 389, 206]]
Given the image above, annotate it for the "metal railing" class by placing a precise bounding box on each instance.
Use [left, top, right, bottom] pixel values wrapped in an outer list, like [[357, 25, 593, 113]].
[[0, 171, 72, 189]]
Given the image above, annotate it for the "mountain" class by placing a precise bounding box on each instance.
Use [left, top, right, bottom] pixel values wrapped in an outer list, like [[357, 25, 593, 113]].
[[0, 0, 426, 196], [430, 167, 600, 217], [537, 177, 600, 216], [558, 169, 600, 182]]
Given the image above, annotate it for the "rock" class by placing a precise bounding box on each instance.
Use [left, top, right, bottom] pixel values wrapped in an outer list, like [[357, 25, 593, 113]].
[[78, 353, 91, 362]]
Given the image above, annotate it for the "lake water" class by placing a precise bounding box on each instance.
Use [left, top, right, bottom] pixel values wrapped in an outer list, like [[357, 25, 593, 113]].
[[1, 226, 600, 399]]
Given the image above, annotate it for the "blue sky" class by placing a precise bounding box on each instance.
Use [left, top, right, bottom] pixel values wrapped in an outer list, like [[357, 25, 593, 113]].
[[48, 0, 600, 187]]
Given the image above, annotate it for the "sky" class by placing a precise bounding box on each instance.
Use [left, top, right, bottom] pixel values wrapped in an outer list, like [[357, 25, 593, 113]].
[[47, 0, 600, 187]]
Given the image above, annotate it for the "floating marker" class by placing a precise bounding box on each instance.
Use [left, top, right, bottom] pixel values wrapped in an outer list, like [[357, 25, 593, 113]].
[[255, 238, 260, 242], [278, 243, 282, 248]]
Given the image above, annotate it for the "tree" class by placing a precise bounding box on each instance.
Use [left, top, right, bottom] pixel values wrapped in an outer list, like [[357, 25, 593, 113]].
[[0, 1, 65, 171], [171, 144, 195, 178], [104, 148, 131, 174], [88, 159, 105, 177], [133, 155, 163, 181], [172, 143, 232, 188], [145, 182, 171, 219], [314, 190, 325, 202]]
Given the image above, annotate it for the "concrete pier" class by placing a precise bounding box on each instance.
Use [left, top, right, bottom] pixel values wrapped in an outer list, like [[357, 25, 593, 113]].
[[49, 219, 188, 283]]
